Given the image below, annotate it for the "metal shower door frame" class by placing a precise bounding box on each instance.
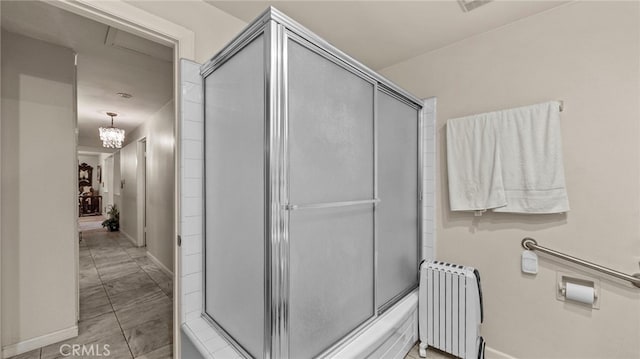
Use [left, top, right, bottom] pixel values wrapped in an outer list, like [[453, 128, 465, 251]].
[[279, 28, 379, 359], [199, 7, 426, 359], [200, 16, 271, 359]]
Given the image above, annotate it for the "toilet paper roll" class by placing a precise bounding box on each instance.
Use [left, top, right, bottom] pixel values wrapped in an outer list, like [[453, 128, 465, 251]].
[[565, 282, 595, 305]]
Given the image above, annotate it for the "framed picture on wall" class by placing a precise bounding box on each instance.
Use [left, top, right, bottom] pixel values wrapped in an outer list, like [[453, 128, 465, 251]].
[[97, 165, 102, 185]]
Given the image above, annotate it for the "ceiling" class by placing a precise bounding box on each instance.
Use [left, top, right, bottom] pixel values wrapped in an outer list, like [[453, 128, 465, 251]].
[[0, 0, 568, 148], [208, 0, 568, 70], [1, 1, 173, 150]]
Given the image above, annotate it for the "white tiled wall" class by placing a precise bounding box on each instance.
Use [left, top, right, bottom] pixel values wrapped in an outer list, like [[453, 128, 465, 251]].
[[422, 98, 437, 261], [180, 59, 205, 323]]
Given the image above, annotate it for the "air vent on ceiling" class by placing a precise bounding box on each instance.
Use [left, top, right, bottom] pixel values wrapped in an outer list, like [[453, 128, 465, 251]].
[[105, 27, 172, 62], [458, 0, 492, 12]]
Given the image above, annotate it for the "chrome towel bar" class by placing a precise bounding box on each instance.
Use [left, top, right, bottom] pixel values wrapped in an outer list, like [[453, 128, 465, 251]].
[[284, 198, 380, 211], [521, 238, 640, 288]]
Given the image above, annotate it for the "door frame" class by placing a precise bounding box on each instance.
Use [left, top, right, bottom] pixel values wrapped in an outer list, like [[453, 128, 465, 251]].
[[137, 137, 147, 247], [41, 1, 194, 357]]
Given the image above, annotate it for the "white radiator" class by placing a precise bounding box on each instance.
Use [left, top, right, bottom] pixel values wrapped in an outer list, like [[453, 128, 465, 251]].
[[418, 261, 485, 359]]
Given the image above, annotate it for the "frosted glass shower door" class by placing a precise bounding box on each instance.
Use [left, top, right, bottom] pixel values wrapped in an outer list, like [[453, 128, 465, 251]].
[[287, 39, 375, 359], [377, 90, 420, 310], [203, 35, 265, 358]]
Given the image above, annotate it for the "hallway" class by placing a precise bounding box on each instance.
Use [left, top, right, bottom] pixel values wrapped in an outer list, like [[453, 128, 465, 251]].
[[11, 227, 173, 359]]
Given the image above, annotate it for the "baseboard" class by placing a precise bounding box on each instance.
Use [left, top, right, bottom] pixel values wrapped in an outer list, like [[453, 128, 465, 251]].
[[2, 325, 78, 357], [147, 251, 174, 277], [486, 345, 518, 359], [119, 229, 137, 246]]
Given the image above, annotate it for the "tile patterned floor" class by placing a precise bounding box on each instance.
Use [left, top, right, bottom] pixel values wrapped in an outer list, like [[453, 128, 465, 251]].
[[9, 227, 173, 359]]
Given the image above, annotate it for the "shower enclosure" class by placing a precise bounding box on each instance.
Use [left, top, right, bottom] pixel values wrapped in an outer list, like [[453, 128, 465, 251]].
[[202, 8, 424, 359]]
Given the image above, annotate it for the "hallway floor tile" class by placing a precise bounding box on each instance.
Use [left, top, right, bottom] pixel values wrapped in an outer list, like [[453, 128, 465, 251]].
[[9, 228, 173, 359]]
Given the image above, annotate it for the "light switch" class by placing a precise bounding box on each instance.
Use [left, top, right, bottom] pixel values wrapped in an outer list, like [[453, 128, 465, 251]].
[[522, 250, 538, 274]]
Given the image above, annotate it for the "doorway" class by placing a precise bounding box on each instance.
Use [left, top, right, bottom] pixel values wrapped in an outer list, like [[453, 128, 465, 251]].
[[0, 1, 185, 357], [138, 138, 148, 247]]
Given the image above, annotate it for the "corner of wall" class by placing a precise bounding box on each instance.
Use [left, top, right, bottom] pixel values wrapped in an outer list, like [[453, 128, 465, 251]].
[[422, 97, 436, 261], [1, 30, 77, 352], [379, 3, 640, 358]]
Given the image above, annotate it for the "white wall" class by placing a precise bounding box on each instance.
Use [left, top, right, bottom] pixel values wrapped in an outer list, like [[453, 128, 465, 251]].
[[104, 154, 114, 213], [113, 151, 122, 212], [127, 0, 246, 63], [119, 139, 138, 244], [124, 100, 175, 271], [0, 2, 244, 355], [78, 134, 107, 149], [380, 2, 640, 358], [145, 101, 175, 272], [78, 144, 117, 155], [98, 152, 109, 207], [1, 30, 77, 352], [136, 140, 146, 246]]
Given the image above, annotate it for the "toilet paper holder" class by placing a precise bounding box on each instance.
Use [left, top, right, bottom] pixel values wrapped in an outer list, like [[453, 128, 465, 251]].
[[558, 284, 598, 299], [556, 272, 600, 309]]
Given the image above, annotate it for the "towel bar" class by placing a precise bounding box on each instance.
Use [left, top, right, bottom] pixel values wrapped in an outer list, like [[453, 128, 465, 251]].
[[521, 237, 640, 288], [284, 199, 380, 211]]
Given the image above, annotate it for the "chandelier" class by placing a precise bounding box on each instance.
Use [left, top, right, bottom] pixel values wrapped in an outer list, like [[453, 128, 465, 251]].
[[99, 112, 125, 148]]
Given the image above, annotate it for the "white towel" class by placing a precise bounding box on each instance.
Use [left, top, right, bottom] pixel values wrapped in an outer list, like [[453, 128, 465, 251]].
[[446, 113, 507, 212], [447, 101, 569, 214], [492, 101, 569, 213]]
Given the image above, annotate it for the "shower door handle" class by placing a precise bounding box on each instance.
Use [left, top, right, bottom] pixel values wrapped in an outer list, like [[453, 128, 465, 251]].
[[284, 198, 380, 211]]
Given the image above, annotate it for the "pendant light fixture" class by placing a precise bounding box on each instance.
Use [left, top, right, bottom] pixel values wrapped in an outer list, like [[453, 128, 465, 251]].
[[99, 112, 125, 148]]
